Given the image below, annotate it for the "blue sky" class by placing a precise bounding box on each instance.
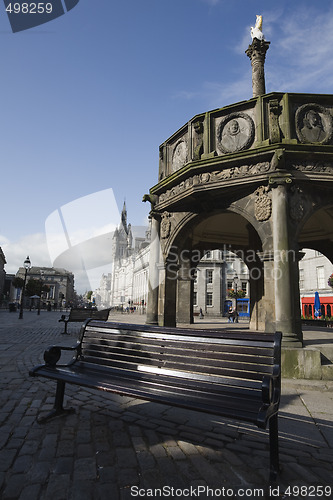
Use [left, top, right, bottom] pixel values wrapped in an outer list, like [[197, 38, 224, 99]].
[[1, 0, 333, 291]]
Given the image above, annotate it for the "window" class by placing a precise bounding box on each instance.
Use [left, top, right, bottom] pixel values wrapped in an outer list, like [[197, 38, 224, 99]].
[[227, 281, 233, 289], [206, 292, 213, 306], [205, 251, 211, 259], [316, 266, 325, 289], [193, 292, 197, 306], [206, 270, 213, 284]]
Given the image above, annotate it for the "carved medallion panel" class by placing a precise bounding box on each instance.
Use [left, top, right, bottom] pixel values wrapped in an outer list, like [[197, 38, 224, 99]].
[[295, 103, 333, 144], [216, 112, 255, 154], [171, 139, 188, 172]]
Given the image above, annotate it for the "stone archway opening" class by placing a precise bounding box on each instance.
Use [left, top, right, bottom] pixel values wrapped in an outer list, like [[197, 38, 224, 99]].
[[159, 210, 271, 330], [297, 204, 333, 320]]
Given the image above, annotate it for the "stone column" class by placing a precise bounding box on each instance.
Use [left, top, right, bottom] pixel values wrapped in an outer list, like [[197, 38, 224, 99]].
[[146, 215, 160, 325], [269, 173, 302, 346], [177, 261, 194, 324], [246, 38, 270, 97], [158, 260, 177, 327]]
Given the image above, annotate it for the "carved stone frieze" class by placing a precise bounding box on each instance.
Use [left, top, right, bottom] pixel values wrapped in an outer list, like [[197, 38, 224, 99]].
[[295, 103, 333, 145], [291, 162, 333, 174], [216, 112, 255, 154], [254, 186, 272, 221], [158, 161, 271, 205]]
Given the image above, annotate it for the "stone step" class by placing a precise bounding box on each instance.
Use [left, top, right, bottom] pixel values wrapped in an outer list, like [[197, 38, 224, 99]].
[[320, 345, 333, 363], [322, 363, 333, 380]]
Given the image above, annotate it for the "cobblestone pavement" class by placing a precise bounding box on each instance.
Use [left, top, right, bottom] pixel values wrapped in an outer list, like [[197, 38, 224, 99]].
[[0, 310, 332, 499]]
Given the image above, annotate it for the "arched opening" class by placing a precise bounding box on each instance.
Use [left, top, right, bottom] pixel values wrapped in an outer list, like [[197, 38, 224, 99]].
[[298, 204, 333, 322], [161, 210, 273, 331]]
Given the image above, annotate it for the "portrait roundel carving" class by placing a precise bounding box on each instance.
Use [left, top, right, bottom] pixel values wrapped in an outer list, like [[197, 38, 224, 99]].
[[295, 103, 333, 145], [172, 139, 188, 172], [217, 112, 255, 154]]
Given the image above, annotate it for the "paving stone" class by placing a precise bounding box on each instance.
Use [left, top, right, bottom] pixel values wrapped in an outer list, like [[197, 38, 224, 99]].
[[136, 450, 156, 470], [177, 440, 200, 455], [0, 448, 17, 472], [116, 467, 140, 488], [53, 457, 73, 475], [116, 447, 138, 468], [73, 457, 97, 481], [131, 436, 147, 452], [96, 483, 120, 500], [165, 445, 187, 460], [19, 483, 42, 500], [44, 473, 71, 500], [12, 454, 34, 473], [2, 473, 26, 499], [149, 443, 167, 458]]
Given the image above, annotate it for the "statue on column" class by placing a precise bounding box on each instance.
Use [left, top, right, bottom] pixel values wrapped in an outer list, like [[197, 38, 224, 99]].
[[246, 15, 270, 98], [251, 15, 265, 41]]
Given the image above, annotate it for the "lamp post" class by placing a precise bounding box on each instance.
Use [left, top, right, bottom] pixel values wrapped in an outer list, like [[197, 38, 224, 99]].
[[37, 270, 44, 315], [233, 275, 239, 323], [19, 256, 31, 319]]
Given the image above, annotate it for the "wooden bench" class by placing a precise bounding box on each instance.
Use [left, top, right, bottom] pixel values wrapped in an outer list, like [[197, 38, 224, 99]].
[[30, 321, 282, 480], [58, 308, 110, 334]]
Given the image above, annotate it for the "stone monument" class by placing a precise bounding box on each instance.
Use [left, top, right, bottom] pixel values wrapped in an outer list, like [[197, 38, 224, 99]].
[[143, 16, 333, 378]]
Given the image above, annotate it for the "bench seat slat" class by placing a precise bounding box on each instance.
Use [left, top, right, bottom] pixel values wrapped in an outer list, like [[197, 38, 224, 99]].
[[32, 364, 264, 424]]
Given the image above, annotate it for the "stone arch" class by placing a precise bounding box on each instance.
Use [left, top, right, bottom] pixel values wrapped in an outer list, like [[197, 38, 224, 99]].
[[297, 203, 333, 264], [158, 207, 275, 331]]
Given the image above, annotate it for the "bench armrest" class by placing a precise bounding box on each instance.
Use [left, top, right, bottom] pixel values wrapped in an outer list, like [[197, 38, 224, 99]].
[[43, 342, 80, 367], [262, 372, 281, 406]]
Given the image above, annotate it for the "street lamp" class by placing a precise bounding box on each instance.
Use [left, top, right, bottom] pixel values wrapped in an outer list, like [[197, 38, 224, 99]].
[[37, 270, 44, 315], [19, 256, 31, 319], [233, 275, 239, 323]]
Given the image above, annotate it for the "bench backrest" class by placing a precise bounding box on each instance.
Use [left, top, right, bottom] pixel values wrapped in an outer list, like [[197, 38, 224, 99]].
[[69, 308, 110, 321], [79, 321, 281, 389]]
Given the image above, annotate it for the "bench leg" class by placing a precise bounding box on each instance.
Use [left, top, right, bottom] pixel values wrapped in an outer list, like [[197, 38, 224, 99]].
[[61, 321, 69, 335], [269, 413, 279, 481], [38, 380, 75, 423]]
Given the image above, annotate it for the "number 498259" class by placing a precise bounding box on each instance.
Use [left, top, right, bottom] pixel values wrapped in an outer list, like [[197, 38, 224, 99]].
[[6, 3, 53, 14]]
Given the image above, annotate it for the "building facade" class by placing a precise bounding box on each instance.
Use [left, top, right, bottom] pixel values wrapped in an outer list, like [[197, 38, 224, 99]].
[[299, 250, 333, 318], [94, 210, 333, 320], [14, 266, 75, 308]]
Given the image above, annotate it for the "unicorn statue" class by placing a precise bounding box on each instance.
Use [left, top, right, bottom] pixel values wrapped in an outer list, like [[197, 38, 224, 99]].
[[251, 15, 265, 41]]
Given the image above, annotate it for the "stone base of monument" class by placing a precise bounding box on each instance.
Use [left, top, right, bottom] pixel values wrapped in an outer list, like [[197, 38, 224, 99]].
[[282, 347, 333, 380]]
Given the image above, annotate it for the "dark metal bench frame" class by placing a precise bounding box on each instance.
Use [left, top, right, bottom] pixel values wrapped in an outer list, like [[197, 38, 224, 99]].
[[58, 308, 110, 334], [30, 320, 282, 480]]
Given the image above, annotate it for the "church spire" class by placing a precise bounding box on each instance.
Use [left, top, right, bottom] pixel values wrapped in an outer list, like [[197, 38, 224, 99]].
[[121, 200, 128, 234]]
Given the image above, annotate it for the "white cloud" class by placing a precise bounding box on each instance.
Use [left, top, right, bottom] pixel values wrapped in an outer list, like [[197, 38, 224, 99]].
[[1, 233, 51, 275], [177, 5, 333, 107], [263, 6, 333, 93]]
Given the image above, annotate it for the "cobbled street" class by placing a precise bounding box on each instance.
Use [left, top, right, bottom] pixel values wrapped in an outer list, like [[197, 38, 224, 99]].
[[0, 310, 332, 499]]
